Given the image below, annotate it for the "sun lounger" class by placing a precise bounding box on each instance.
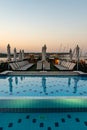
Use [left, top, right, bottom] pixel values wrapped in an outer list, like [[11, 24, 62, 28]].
[[55, 64, 68, 70], [37, 62, 42, 70], [44, 61, 50, 70], [9, 63, 16, 70], [19, 63, 34, 70], [9, 60, 34, 71], [69, 63, 75, 70], [54, 60, 76, 70]]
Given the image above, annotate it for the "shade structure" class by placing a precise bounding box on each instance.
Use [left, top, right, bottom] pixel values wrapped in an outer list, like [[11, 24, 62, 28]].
[[14, 48, 17, 61], [19, 50, 22, 60], [22, 50, 25, 60], [42, 44, 47, 61], [69, 48, 73, 61], [76, 45, 80, 70], [7, 44, 11, 61]]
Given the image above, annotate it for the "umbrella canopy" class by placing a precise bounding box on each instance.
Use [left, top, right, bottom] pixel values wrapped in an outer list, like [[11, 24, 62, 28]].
[[69, 48, 73, 61], [7, 44, 11, 61], [42, 44, 47, 61], [76, 45, 80, 70], [76, 45, 80, 60], [14, 48, 17, 61], [19, 50, 22, 60], [22, 50, 25, 60]]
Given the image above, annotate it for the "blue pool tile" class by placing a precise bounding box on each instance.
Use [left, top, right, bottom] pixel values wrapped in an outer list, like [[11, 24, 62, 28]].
[[84, 121, 87, 126], [8, 123, 13, 127], [32, 119, 36, 123], [29, 89, 32, 91], [34, 90, 37, 92], [23, 90, 26, 92], [61, 118, 65, 123], [1, 90, 3, 92], [40, 123, 44, 127], [48, 127, 51, 130], [83, 91, 87, 93], [79, 93, 83, 95], [55, 122, 59, 127], [5, 91, 8, 93], [18, 119, 22, 123], [75, 118, 80, 122], [67, 114, 71, 118], [26, 115, 30, 119]]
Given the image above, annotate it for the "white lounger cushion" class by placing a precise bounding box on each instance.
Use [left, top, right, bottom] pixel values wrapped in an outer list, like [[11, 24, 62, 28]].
[[37, 62, 42, 70], [9, 60, 34, 70], [54, 60, 76, 70]]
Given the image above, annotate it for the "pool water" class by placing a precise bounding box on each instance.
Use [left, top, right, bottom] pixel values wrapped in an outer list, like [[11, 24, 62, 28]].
[[0, 75, 87, 130], [0, 112, 87, 130], [0, 75, 87, 97]]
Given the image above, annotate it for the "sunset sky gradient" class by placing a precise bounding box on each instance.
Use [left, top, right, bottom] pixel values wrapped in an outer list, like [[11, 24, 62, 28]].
[[0, 0, 87, 53]]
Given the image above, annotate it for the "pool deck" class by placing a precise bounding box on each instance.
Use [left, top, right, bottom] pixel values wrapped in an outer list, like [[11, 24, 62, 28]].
[[0, 70, 87, 76]]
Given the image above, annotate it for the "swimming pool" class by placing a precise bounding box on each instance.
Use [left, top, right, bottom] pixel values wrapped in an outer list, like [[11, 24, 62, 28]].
[[0, 75, 87, 112], [0, 75, 87, 129], [0, 75, 87, 97]]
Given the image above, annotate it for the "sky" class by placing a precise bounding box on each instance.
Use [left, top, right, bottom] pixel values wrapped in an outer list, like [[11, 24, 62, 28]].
[[0, 0, 87, 53]]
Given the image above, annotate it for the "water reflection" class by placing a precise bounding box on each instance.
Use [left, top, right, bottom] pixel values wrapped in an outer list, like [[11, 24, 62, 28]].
[[68, 77, 71, 87], [8, 76, 26, 94], [7, 76, 86, 96], [8, 77, 13, 95], [15, 76, 18, 85], [20, 76, 23, 81], [73, 77, 79, 93], [68, 77, 79, 93], [42, 76, 46, 93]]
